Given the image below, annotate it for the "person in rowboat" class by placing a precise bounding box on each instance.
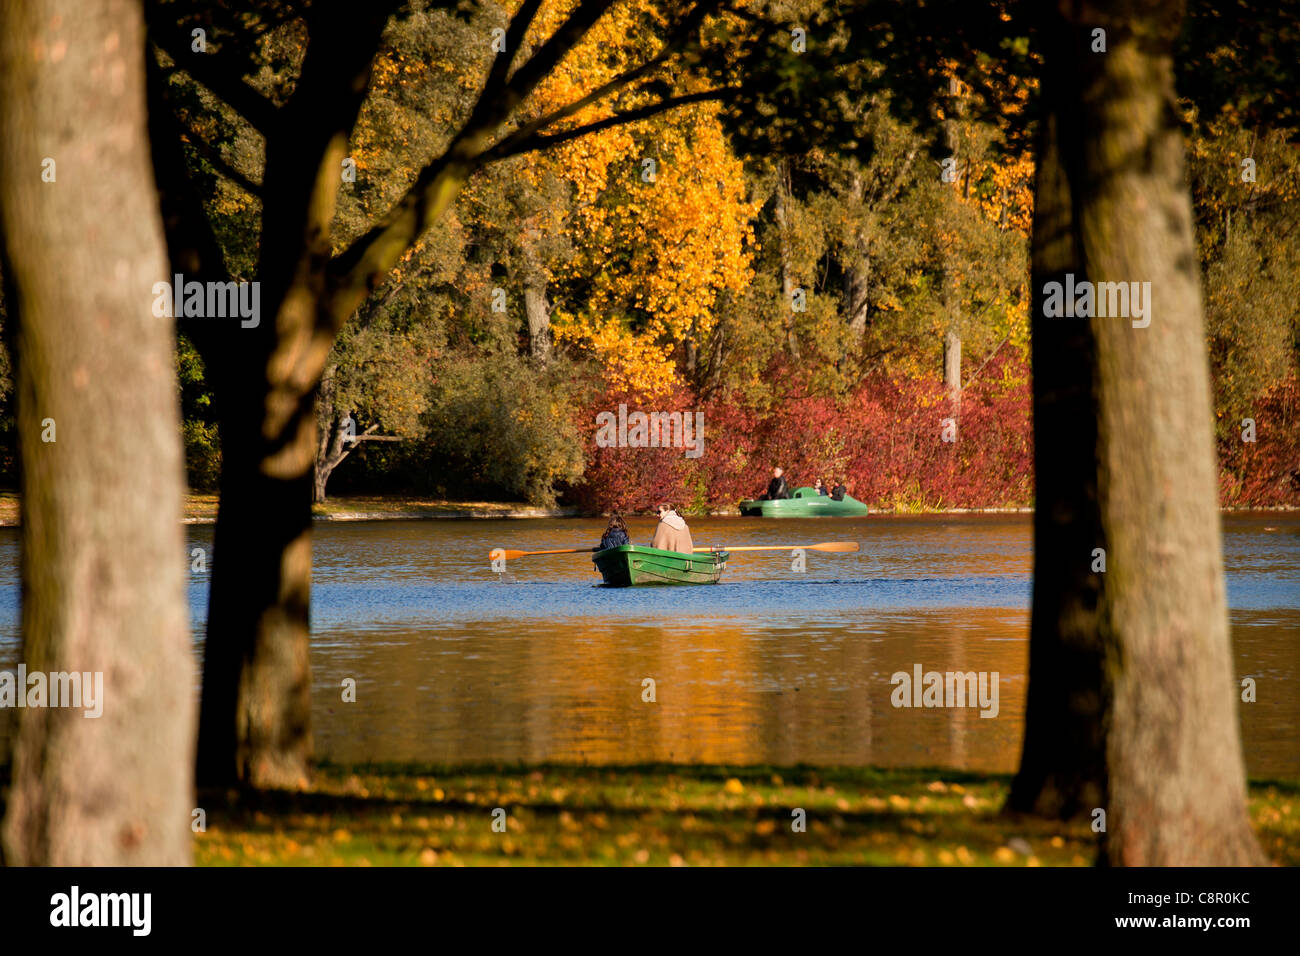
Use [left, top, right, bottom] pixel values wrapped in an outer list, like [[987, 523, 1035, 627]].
[[830, 479, 847, 501], [814, 477, 829, 496], [598, 513, 630, 551], [761, 466, 790, 500], [651, 502, 694, 554]]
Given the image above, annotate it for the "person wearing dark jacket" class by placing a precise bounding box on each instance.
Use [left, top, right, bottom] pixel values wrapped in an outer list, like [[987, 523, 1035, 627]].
[[830, 480, 847, 501], [598, 513, 630, 551], [814, 478, 829, 496], [763, 467, 790, 500]]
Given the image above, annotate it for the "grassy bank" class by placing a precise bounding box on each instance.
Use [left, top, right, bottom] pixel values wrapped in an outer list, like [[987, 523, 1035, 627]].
[[193, 764, 1299, 866]]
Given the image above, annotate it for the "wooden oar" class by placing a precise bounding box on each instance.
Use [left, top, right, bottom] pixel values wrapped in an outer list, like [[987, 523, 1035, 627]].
[[490, 546, 598, 561], [693, 541, 860, 554]]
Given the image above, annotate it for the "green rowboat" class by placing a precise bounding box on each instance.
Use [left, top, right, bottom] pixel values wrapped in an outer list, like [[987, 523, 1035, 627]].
[[593, 545, 728, 587], [738, 486, 870, 517]]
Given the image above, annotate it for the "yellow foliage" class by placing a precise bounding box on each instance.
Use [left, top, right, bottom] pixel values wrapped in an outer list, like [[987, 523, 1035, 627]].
[[501, 2, 759, 392], [552, 310, 679, 396]]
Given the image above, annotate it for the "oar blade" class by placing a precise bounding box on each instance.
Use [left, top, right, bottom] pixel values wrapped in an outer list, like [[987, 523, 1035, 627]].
[[808, 541, 860, 553], [692, 541, 860, 554], [490, 547, 596, 561]]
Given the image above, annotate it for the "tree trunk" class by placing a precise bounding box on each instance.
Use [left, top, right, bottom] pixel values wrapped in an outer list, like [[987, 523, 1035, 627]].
[[1079, 6, 1263, 866], [1007, 100, 1108, 819], [313, 459, 329, 504], [314, 413, 373, 503], [523, 277, 551, 363], [843, 173, 871, 335], [1011, 2, 1264, 865], [943, 329, 962, 442], [943, 330, 961, 392], [193, 7, 394, 790], [197, 316, 318, 790], [520, 222, 552, 363], [773, 159, 800, 359], [0, 0, 194, 864], [314, 416, 342, 504], [940, 77, 963, 429], [844, 258, 870, 335]]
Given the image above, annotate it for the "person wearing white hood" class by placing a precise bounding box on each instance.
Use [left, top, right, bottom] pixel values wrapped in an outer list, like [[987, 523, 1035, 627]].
[[651, 502, 694, 554]]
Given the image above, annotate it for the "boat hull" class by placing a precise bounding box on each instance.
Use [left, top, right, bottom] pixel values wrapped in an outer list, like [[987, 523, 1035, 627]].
[[738, 486, 870, 517], [593, 545, 727, 587]]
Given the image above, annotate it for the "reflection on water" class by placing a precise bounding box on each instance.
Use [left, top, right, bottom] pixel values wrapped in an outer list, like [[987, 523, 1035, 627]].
[[0, 514, 1296, 776]]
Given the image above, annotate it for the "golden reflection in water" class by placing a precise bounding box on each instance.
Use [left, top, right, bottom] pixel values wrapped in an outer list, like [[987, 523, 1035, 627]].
[[312, 606, 1296, 777], [315, 608, 1036, 771]]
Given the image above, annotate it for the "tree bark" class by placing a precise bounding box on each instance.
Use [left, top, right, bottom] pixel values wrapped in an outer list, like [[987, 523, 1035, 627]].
[[0, 0, 194, 864], [1011, 2, 1264, 865]]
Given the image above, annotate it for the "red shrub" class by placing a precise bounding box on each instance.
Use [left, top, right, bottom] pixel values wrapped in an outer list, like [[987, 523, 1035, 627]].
[[571, 355, 1035, 512], [1218, 374, 1300, 507], [572, 356, 1296, 513]]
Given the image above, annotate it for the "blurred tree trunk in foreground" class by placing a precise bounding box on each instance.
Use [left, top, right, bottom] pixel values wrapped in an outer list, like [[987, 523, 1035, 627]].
[[0, 0, 193, 864], [1011, 0, 1263, 865]]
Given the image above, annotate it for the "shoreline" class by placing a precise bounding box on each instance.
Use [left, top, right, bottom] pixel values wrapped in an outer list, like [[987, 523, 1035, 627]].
[[0, 492, 1294, 527]]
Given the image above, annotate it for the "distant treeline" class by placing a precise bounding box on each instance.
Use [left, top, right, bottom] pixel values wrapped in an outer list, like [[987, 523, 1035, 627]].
[[1, 2, 1296, 511]]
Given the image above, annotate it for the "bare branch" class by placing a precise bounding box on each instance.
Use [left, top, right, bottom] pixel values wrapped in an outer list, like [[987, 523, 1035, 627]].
[[147, 31, 277, 132], [486, 88, 735, 162], [177, 124, 263, 197], [483, 2, 719, 164], [480, 0, 545, 100]]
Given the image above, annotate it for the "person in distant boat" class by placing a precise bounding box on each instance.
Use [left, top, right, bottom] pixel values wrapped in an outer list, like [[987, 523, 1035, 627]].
[[814, 478, 829, 496], [651, 503, 694, 554], [598, 513, 630, 551], [830, 479, 847, 501], [762, 467, 790, 500]]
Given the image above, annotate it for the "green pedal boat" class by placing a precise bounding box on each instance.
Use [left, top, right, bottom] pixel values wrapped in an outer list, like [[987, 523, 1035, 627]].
[[738, 486, 870, 517], [593, 545, 729, 587]]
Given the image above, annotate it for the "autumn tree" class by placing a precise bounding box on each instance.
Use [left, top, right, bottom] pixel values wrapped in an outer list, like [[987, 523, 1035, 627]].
[[785, 0, 1272, 864], [315, 319, 441, 502], [144, 0, 824, 787], [1187, 122, 1300, 445], [1007, 0, 1264, 864]]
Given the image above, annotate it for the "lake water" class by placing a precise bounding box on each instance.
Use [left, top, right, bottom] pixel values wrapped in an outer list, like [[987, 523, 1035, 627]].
[[0, 514, 1296, 776]]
